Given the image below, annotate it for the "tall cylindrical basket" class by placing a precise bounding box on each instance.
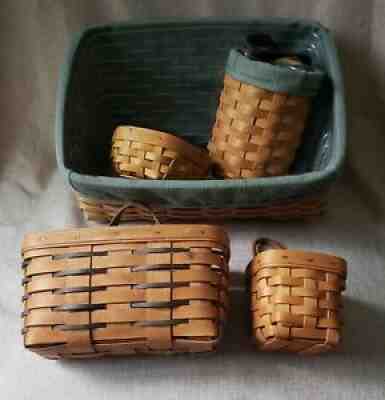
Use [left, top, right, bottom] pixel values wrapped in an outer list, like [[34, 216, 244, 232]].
[[208, 50, 324, 179]]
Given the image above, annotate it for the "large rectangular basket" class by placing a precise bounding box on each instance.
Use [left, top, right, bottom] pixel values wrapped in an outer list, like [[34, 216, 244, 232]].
[[22, 225, 229, 359], [56, 17, 346, 222]]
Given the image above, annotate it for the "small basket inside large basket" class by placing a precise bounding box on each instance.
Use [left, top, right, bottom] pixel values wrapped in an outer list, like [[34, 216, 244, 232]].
[[111, 126, 211, 179]]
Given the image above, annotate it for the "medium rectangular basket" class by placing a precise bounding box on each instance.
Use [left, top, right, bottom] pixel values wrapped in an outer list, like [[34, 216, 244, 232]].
[[22, 225, 229, 359], [57, 17, 346, 222]]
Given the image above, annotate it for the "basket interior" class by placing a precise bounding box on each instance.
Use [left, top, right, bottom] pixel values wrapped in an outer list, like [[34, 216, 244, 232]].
[[63, 20, 334, 177]]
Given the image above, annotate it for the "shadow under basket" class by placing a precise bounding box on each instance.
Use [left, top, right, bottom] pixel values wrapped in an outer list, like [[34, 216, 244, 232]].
[[57, 18, 346, 222], [22, 225, 229, 359]]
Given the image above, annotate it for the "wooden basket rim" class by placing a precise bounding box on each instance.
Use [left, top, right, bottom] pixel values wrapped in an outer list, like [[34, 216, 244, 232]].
[[250, 248, 347, 276], [22, 224, 229, 254]]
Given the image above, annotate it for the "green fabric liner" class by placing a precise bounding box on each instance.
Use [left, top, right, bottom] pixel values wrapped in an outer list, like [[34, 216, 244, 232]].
[[225, 49, 324, 96]]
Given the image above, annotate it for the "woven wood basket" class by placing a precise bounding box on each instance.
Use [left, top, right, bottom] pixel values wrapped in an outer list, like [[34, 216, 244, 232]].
[[247, 238, 347, 355], [58, 20, 346, 221], [22, 225, 229, 359], [208, 74, 311, 178], [111, 126, 211, 179], [77, 194, 325, 223]]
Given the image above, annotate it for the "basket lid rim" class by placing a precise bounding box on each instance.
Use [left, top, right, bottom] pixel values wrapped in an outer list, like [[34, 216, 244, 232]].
[[251, 248, 347, 276], [22, 224, 229, 255]]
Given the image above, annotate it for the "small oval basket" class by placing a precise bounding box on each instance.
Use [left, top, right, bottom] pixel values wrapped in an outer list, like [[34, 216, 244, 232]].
[[246, 239, 347, 355], [208, 50, 324, 178], [111, 126, 211, 179], [22, 224, 229, 359]]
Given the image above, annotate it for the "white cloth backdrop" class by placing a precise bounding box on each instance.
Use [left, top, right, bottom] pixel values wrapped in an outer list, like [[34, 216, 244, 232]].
[[1, 1, 385, 399]]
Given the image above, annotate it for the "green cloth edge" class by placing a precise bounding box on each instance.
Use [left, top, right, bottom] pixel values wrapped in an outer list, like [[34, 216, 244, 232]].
[[225, 49, 325, 96]]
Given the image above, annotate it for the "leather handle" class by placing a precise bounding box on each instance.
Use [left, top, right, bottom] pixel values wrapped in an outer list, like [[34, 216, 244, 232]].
[[109, 202, 160, 226], [162, 159, 176, 180]]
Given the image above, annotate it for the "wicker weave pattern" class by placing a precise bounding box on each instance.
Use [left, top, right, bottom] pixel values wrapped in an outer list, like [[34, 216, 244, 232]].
[[22, 225, 229, 359], [208, 74, 310, 178], [248, 247, 347, 355], [77, 194, 324, 223], [112, 126, 211, 179]]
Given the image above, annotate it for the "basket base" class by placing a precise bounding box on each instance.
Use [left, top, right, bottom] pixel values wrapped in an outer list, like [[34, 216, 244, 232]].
[[76, 193, 325, 223]]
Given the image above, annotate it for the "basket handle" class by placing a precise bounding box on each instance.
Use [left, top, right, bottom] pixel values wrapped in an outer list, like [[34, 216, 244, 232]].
[[162, 159, 176, 180], [109, 202, 160, 226], [109, 159, 175, 225], [253, 238, 286, 256]]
